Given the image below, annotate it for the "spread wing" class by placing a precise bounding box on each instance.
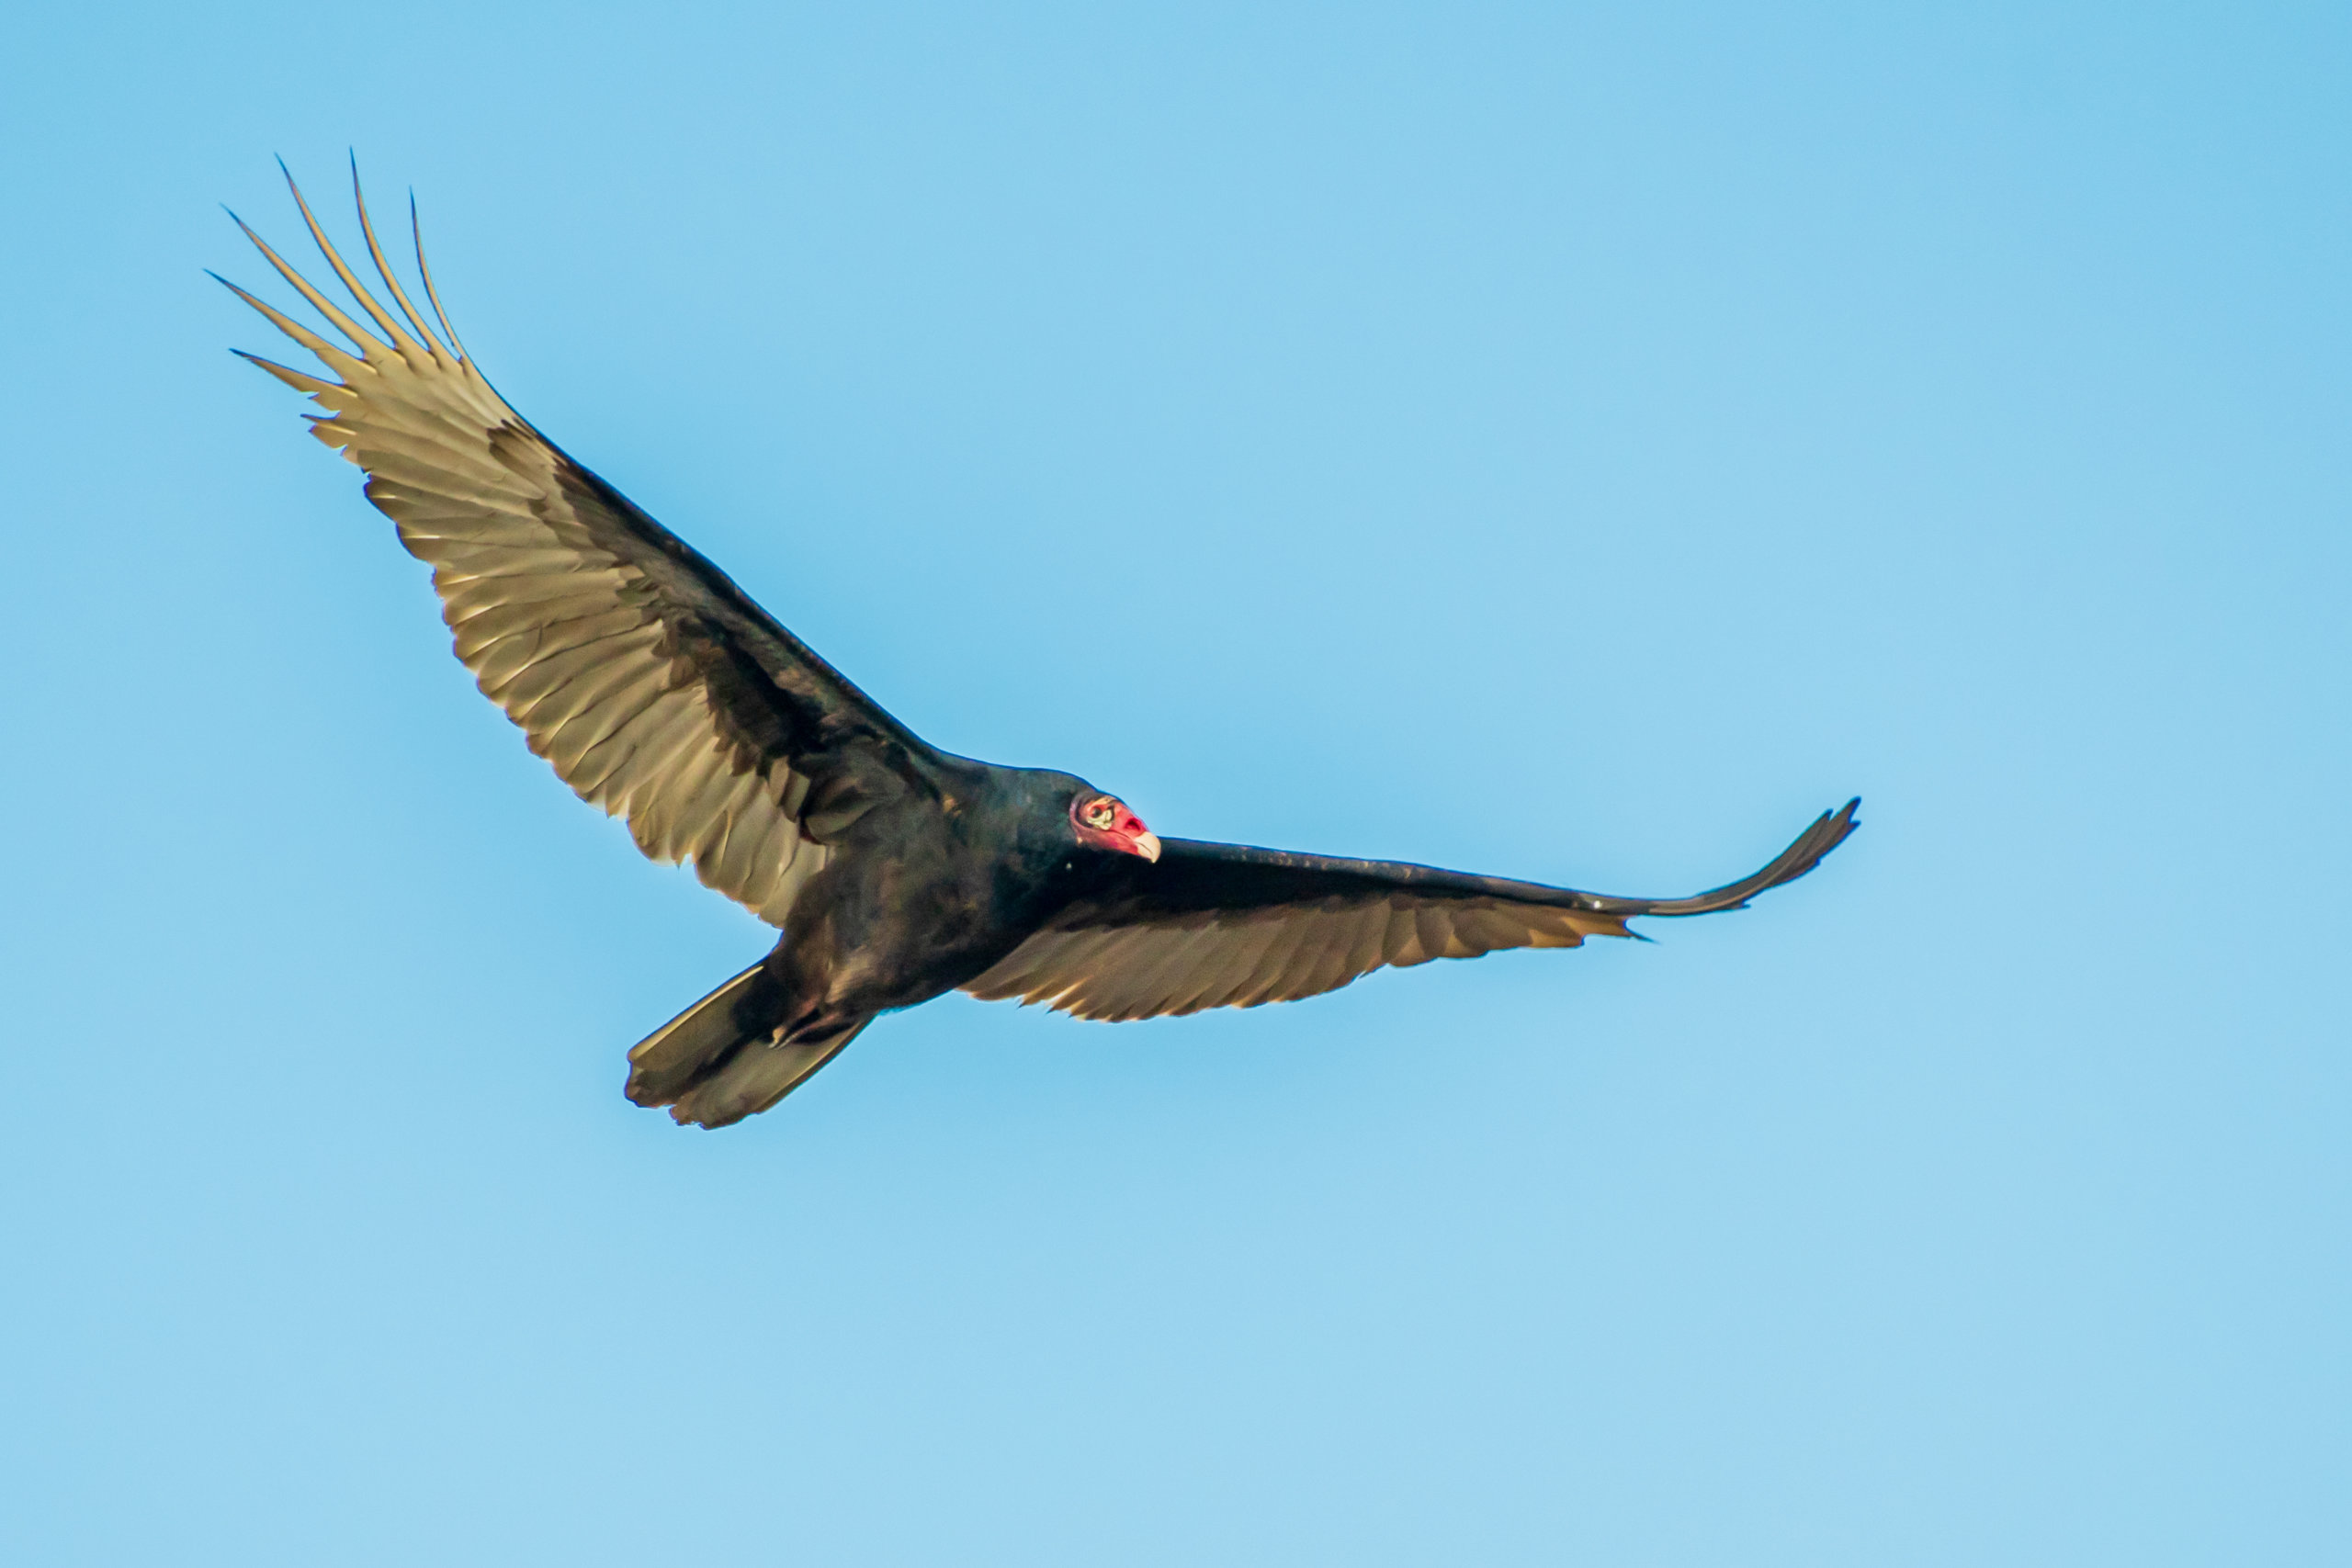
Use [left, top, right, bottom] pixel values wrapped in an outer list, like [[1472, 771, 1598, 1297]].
[[964, 800, 1860, 1021], [221, 166, 935, 925]]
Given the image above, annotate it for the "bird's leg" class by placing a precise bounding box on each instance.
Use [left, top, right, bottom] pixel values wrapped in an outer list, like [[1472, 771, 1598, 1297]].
[[775, 1001, 868, 1051]]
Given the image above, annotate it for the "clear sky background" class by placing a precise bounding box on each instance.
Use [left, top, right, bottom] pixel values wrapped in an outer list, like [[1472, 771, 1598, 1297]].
[[3, 3, 2346, 1563]]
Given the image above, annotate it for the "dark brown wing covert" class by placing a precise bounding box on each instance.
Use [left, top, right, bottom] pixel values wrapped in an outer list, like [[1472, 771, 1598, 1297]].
[[964, 801, 1860, 1021]]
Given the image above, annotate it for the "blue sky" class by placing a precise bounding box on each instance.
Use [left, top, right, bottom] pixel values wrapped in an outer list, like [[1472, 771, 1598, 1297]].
[[3, 3, 2346, 1562]]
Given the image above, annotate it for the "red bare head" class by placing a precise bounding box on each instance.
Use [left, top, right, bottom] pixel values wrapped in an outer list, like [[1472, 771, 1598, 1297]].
[[1070, 792, 1160, 863]]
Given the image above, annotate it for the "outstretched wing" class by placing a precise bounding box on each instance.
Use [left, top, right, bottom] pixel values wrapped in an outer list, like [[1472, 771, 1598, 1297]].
[[222, 166, 935, 925], [964, 800, 1860, 1021]]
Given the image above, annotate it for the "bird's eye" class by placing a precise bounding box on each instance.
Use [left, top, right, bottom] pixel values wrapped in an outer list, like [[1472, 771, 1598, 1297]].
[[1083, 798, 1117, 829]]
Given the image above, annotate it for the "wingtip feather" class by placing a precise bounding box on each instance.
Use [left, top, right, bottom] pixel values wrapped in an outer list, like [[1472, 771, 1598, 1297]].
[[280, 160, 413, 356], [232, 347, 335, 395], [228, 200, 387, 364], [411, 189, 469, 360], [348, 156, 450, 365]]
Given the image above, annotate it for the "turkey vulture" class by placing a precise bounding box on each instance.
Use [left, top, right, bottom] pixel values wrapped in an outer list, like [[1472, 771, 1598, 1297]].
[[220, 167, 1860, 1129]]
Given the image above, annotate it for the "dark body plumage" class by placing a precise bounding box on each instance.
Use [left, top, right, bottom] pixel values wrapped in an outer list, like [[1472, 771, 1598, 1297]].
[[632, 761, 1141, 1125], [224, 168, 1860, 1127]]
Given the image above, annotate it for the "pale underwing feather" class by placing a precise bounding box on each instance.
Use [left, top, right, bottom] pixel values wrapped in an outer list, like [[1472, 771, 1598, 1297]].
[[221, 167, 932, 930]]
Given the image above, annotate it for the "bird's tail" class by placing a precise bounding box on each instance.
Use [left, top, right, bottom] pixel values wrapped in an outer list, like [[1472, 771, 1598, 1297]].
[[625, 963, 865, 1129]]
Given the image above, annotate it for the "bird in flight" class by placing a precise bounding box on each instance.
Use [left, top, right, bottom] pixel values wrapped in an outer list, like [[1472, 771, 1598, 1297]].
[[221, 165, 1860, 1128]]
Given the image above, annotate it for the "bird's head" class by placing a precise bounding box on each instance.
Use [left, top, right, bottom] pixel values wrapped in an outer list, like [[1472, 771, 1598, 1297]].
[[1069, 792, 1160, 863]]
